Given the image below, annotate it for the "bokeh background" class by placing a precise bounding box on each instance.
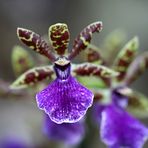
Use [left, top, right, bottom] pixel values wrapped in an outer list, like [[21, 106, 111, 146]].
[[0, 0, 148, 147]]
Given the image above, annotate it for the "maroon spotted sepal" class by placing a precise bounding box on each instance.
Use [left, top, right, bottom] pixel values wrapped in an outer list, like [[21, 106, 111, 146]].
[[124, 52, 148, 85], [49, 23, 70, 55], [17, 28, 56, 62], [85, 47, 106, 64], [113, 37, 138, 81], [10, 66, 54, 89], [68, 21, 103, 60], [72, 63, 118, 80]]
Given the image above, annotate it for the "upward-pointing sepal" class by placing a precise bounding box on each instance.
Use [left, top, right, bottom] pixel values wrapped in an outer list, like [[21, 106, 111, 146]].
[[49, 23, 70, 55], [68, 21, 103, 60], [17, 27, 56, 61]]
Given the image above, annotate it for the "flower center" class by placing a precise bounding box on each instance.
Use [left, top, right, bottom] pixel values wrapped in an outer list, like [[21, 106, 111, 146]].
[[54, 57, 71, 80]]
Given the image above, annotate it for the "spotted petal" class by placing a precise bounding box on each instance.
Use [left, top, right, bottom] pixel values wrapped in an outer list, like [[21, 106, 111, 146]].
[[49, 23, 70, 55], [10, 66, 54, 89], [100, 105, 148, 148], [72, 63, 118, 86], [85, 44, 105, 64], [72, 63, 118, 78], [68, 21, 103, 60], [43, 114, 85, 145], [36, 76, 94, 124], [17, 28, 56, 61], [113, 37, 139, 81]]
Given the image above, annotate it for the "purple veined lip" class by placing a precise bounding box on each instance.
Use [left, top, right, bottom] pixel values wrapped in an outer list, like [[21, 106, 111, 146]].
[[100, 104, 148, 148], [36, 74, 94, 124], [36, 57, 94, 124]]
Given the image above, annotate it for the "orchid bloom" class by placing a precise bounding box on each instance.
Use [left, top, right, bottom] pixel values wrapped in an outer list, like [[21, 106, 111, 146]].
[[10, 22, 118, 124], [83, 34, 148, 148]]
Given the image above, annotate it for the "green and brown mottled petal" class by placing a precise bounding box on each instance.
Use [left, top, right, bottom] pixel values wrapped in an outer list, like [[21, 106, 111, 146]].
[[113, 37, 139, 81], [124, 52, 148, 85], [72, 63, 118, 80], [11, 45, 34, 76], [49, 23, 70, 55], [68, 21, 103, 60], [85, 44, 106, 64], [10, 66, 54, 89], [86, 48, 101, 62], [17, 28, 56, 61], [117, 87, 148, 118]]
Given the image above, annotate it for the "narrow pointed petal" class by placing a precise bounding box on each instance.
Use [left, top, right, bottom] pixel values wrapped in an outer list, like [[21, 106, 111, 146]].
[[10, 66, 54, 89], [72, 63, 118, 87], [49, 23, 70, 55], [43, 115, 85, 145], [72, 63, 118, 80], [124, 52, 148, 85], [116, 87, 148, 118], [17, 28, 56, 61], [68, 21, 103, 60], [36, 76, 94, 124], [85, 44, 106, 64], [113, 37, 139, 81], [100, 105, 148, 148], [11, 45, 34, 76]]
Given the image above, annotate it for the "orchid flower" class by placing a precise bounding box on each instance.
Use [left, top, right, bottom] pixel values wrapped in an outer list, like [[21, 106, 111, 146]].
[[10, 22, 118, 124], [83, 34, 148, 148]]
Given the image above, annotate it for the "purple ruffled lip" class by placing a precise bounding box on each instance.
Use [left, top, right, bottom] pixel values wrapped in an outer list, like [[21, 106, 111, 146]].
[[100, 104, 148, 148], [92, 85, 148, 148], [36, 76, 94, 124]]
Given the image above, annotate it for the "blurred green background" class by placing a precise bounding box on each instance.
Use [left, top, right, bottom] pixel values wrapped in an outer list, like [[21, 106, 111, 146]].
[[0, 0, 148, 147]]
